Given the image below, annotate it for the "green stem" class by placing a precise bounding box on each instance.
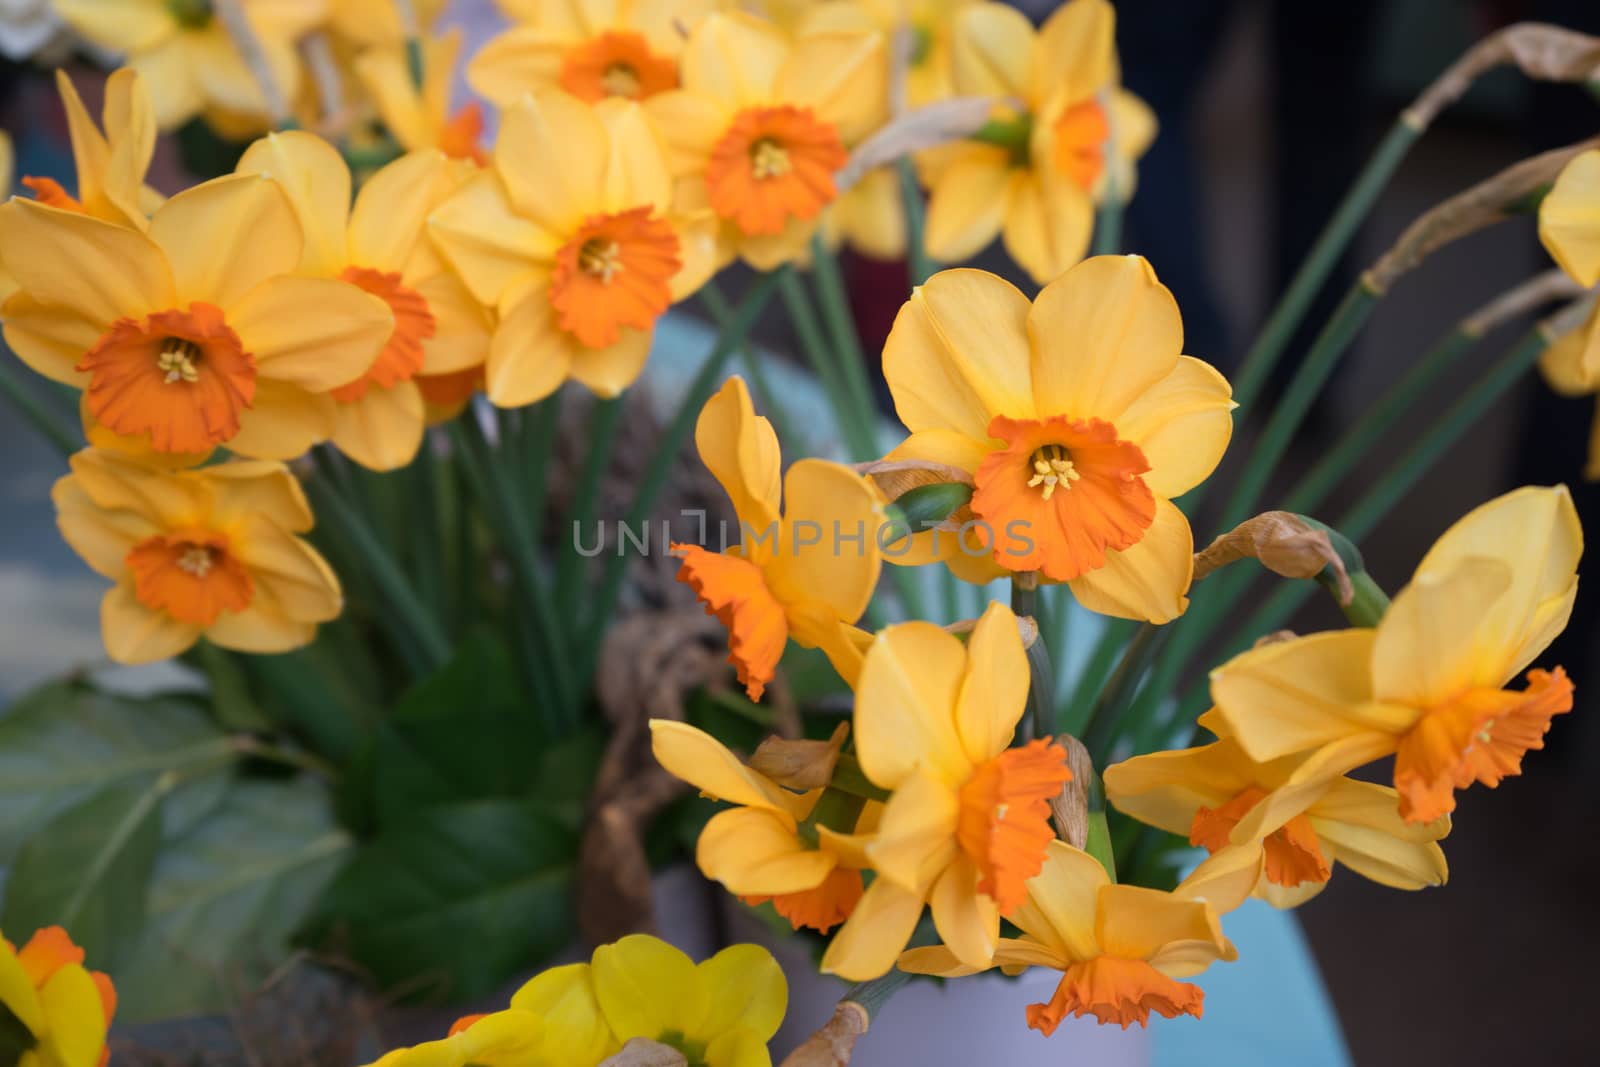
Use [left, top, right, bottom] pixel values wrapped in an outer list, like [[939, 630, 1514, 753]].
[[701, 283, 801, 450], [830, 753, 890, 802], [302, 471, 451, 672], [1059, 618, 1137, 735], [580, 270, 783, 675], [843, 969, 914, 1020], [0, 359, 78, 456], [1010, 580, 1057, 741], [1229, 120, 1419, 413], [409, 436, 447, 620], [521, 394, 562, 548], [809, 235, 881, 451], [778, 270, 864, 456], [1091, 180, 1123, 256], [557, 396, 624, 619], [1080, 623, 1162, 766], [1215, 282, 1382, 531], [898, 157, 936, 287]]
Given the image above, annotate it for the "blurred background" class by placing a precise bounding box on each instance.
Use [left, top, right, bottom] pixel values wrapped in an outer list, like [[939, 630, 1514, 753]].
[[1, 1, 1597, 1062]]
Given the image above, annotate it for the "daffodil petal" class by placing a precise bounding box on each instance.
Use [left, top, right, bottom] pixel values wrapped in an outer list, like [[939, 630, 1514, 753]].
[[854, 621, 972, 789], [568, 327, 655, 398], [950, 2, 1034, 98], [330, 382, 425, 472], [704, 1027, 772, 1067], [1001, 166, 1094, 286], [1372, 555, 1513, 707], [486, 279, 573, 408], [1114, 356, 1235, 499], [1097, 884, 1229, 971], [1, 293, 101, 387], [1066, 497, 1194, 624], [429, 169, 560, 307], [1102, 739, 1258, 837], [1173, 843, 1264, 916], [102, 581, 200, 664], [0, 198, 173, 322], [697, 807, 834, 895], [1032, 0, 1116, 104], [227, 380, 337, 460], [694, 376, 782, 534], [922, 145, 1012, 264], [1537, 305, 1600, 396], [696, 943, 787, 1044], [648, 720, 794, 813], [929, 853, 1001, 970], [1539, 148, 1600, 287], [496, 89, 609, 233], [37, 962, 108, 1067], [592, 934, 708, 1045], [953, 600, 1029, 765], [235, 131, 351, 277], [765, 459, 882, 624], [149, 173, 303, 307], [865, 769, 960, 891], [1312, 816, 1449, 892], [1006, 840, 1106, 962], [231, 275, 394, 391], [820, 875, 926, 981], [510, 963, 619, 1066]]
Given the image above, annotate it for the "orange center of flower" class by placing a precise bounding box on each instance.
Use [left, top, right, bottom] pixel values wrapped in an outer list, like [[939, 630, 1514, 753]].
[[954, 739, 1073, 913], [126, 527, 254, 626], [1052, 99, 1111, 191], [673, 543, 787, 702], [438, 101, 489, 166], [705, 105, 848, 236], [332, 266, 436, 403], [1188, 786, 1332, 888], [970, 414, 1155, 582], [1028, 955, 1204, 1034], [549, 206, 682, 349], [741, 866, 865, 934], [558, 30, 680, 102], [77, 302, 257, 454], [1393, 667, 1573, 824], [23, 175, 86, 213]]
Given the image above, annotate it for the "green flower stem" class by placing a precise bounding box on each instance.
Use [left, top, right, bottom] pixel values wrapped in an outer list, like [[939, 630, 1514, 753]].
[[556, 395, 624, 620], [1215, 281, 1383, 531], [580, 270, 783, 677], [1011, 580, 1057, 740], [700, 282, 802, 450], [830, 753, 889, 802], [1080, 622, 1163, 767], [302, 470, 452, 672], [1333, 570, 1391, 627], [0, 359, 78, 457], [844, 968, 914, 1020], [1228, 121, 1419, 413], [808, 235, 881, 452], [408, 436, 448, 620], [1091, 165, 1123, 257], [1058, 617, 1138, 736], [520, 392, 562, 548], [778, 270, 867, 457], [898, 157, 937, 287]]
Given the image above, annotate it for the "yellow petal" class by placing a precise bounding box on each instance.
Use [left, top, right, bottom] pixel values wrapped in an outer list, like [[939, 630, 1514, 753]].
[[696, 943, 787, 1043], [1001, 164, 1093, 285], [681, 13, 787, 107], [1539, 148, 1600, 287], [922, 146, 1012, 264], [148, 173, 302, 306], [68, 446, 203, 523], [929, 853, 1001, 970], [950, 2, 1034, 98], [1411, 484, 1582, 688], [704, 1028, 771, 1067], [864, 769, 960, 891], [644, 90, 732, 176], [696, 807, 835, 895], [853, 621, 972, 789], [349, 151, 459, 275], [510, 963, 620, 1066], [466, 25, 566, 108], [1255, 877, 1328, 910], [567, 326, 655, 398], [1114, 356, 1235, 499], [883, 268, 1034, 441], [0, 198, 173, 322], [1372, 555, 1513, 707], [1310, 782, 1450, 891], [1031, 0, 1115, 105], [953, 600, 1029, 764], [1537, 305, 1600, 396], [1102, 739, 1259, 837], [596, 98, 673, 216], [331, 382, 426, 472], [765, 460, 882, 624], [648, 720, 795, 814], [1006, 839, 1106, 962], [37, 962, 108, 1067], [56, 0, 173, 51], [428, 169, 560, 307], [1027, 254, 1183, 422], [895, 943, 987, 978], [1096, 884, 1230, 971], [1172, 844, 1264, 916], [1, 293, 101, 387], [230, 275, 394, 391], [227, 380, 337, 460], [1066, 497, 1194, 623], [205, 602, 318, 654], [102, 581, 201, 664], [694, 376, 782, 533], [830, 168, 908, 261], [819, 875, 926, 981], [592, 934, 708, 1044], [0, 938, 44, 1036], [496, 89, 608, 234], [416, 271, 494, 375], [54, 474, 160, 579], [777, 26, 888, 145], [486, 279, 573, 407], [230, 520, 342, 622], [126, 37, 205, 129], [190, 21, 300, 118], [234, 131, 352, 277]]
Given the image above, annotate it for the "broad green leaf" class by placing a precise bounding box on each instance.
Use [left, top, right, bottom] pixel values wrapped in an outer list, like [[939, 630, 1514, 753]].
[[2, 779, 165, 964], [0, 681, 233, 862], [112, 781, 349, 1023], [307, 799, 576, 1001]]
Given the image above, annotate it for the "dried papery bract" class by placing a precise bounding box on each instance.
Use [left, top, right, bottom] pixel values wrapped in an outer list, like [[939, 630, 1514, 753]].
[[749, 722, 850, 790], [601, 1038, 690, 1067], [1462, 269, 1590, 338], [779, 1001, 870, 1067], [1405, 22, 1600, 130], [835, 96, 1009, 192], [1193, 511, 1352, 602], [1049, 734, 1094, 850]]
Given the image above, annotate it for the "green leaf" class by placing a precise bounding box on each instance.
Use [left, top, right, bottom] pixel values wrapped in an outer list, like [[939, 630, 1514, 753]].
[[306, 799, 576, 1001], [881, 482, 974, 547], [112, 781, 349, 1023], [2, 778, 166, 964], [0, 681, 233, 863]]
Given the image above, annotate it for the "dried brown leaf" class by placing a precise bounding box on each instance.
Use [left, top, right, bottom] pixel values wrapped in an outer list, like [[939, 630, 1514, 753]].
[[1193, 512, 1353, 603], [778, 1003, 871, 1067], [749, 722, 850, 790]]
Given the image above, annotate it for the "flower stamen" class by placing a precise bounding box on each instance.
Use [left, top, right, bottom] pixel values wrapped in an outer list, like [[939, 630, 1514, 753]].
[[751, 139, 792, 180], [157, 340, 201, 385], [1026, 444, 1081, 500], [579, 238, 623, 283], [602, 63, 641, 98]]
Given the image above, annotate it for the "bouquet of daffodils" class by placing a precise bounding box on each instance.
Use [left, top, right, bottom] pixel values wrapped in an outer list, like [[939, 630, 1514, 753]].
[[0, 2, 1596, 1064]]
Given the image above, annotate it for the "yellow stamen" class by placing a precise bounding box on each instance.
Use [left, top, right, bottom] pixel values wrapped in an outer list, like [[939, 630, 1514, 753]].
[[176, 545, 215, 577], [751, 139, 792, 180], [579, 238, 623, 283], [157, 340, 201, 385], [1025, 444, 1081, 500], [601, 63, 641, 97]]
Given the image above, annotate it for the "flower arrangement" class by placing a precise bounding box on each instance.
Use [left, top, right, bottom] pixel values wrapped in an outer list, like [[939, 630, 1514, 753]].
[[0, 1, 1596, 1063]]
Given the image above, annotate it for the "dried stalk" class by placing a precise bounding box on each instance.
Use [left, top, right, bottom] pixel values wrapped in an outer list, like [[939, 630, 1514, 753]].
[[1463, 270, 1589, 338], [1049, 735, 1093, 850], [836, 97, 1009, 193], [1540, 292, 1600, 344], [1405, 22, 1600, 130], [214, 0, 291, 125], [1365, 137, 1600, 294], [779, 1002, 870, 1067]]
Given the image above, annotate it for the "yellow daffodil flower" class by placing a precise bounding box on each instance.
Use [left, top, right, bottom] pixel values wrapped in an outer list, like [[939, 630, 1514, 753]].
[[429, 88, 716, 405], [53, 449, 342, 663], [1209, 486, 1580, 825], [18, 69, 160, 228], [899, 840, 1235, 1033], [468, 0, 718, 110], [879, 258, 1233, 622], [591, 935, 787, 1067], [650, 720, 873, 934], [922, 0, 1155, 284], [234, 133, 492, 469], [1105, 733, 1449, 913], [366, 1009, 550, 1067], [54, 0, 326, 131], [818, 602, 1072, 981], [645, 11, 887, 269], [0, 172, 394, 460], [356, 28, 490, 165], [0, 926, 116, 1067], [1535, 149, 1600, 477], [672, 375, 882, 699]]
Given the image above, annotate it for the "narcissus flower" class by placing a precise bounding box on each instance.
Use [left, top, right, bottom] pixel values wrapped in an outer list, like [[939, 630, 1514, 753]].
[[922, 0, 1155, 284], [1105, 734, 1449, 913], [818, 602, 1073, 981], [650, 720, 871, 934], [0, 926, 116, 1067], [53, 449, 342, 664], [54, 0, 325, 130], [646, 11, 888, 269], [591, 935, 787, 1067], [468, 0, 715, 109], [899, 841, 1235, 1033], [1535, 149, 1600, 478], [879, 259, 1233, 623], [235, 133, 491, 469], [356, 28, 490, 164], [20, 69, 160, 228], [1209, 486, 1580, 825], [0, 173, 394, 460], [672, 376, 882, 700], [430, 89, 715, 405]]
